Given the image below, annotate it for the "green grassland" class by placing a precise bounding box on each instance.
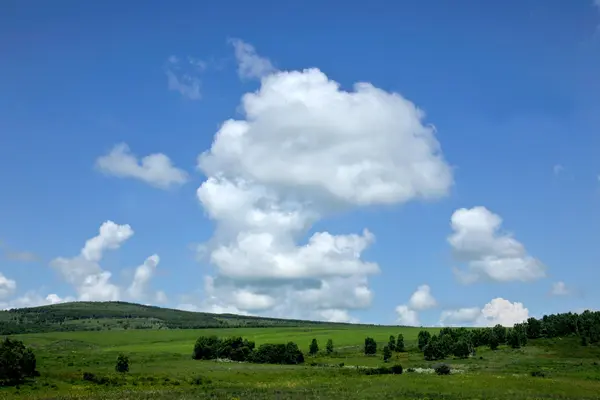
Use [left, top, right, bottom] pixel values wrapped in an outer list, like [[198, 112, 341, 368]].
[[3, 326, 600, 399], [1, 302, 600, 399]]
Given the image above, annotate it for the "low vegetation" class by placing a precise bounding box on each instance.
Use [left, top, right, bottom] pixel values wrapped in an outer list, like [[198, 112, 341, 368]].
[[0, 302, 599, 399]]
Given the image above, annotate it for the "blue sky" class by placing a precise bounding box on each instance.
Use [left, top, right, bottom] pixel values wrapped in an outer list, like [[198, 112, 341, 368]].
[[1, 0, 599, 326]]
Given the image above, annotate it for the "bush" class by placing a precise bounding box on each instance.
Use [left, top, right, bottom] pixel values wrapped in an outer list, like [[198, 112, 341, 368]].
[[250, 342, 304, 365], [193, 336, 255, 361], [115, 354, 129, 373], [192, 335, 220, 360], [364, 337, 377, 355], [391, 364, 403, 374], [190, 375, 211, 385], [0, 337, 38, 385], [309, 338, 319, 355], [362, 366, 392, 375], [82, 372, 96, 382], [406, 367, 415, 373], [530, 370, 545, 377], [326, 339, 334, 354], [434, 363, 451, 375]]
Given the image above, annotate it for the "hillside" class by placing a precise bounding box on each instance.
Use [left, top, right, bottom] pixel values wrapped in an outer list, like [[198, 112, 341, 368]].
[[0, 301, 372, 335]]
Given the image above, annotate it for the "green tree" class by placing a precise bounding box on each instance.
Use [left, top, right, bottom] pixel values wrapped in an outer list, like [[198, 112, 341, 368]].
[[364, 337, 377, 355], [0, 337, 38, 385], [383, 345, 392, 362], [309, 338, 319, 355], [507, 329, 521, 349], [388, 335, 396, 352], [395, 334, 405, 352], [326, 339, 334, 354], [115, 354, 129, 373], [452, 339, 470, 358], [423, 335, 444, 361], [417, 330, 432, 351], [489, 331, 499, 350], [492, 324, 507, 343], [526, 317, 542, 339]]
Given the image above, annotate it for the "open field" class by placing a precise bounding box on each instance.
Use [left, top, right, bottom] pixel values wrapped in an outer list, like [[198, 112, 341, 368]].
[[3, 326, 600, 400]]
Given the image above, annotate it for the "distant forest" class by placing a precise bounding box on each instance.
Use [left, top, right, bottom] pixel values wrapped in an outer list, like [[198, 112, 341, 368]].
[[0, 301, 598, 342], [0, 301, 367, 335]]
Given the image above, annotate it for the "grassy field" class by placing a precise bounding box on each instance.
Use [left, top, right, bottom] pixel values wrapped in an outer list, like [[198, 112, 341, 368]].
[[3, 326, 600, 399]]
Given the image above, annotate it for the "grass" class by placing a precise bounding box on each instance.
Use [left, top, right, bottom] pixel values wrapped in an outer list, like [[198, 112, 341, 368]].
[[2, 327, 600, 399]]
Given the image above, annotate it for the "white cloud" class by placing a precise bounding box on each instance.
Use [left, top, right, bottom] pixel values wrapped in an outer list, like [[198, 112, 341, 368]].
[[479, 297, 529, 327], [440, 298, 529, 327], [408, 284, 437, 311], [553, 164, 564, 175], [395, 305, 420, 326], [229, 38, 275, 80], [96, 143, 188, 189], [439, 307, 482, 326], [50, 221, 133, 301], [127, 254, 160, 300], [165, 55, 202, 100], [194, 53, 452, 321], [0, 292, 74, 310], [155, 290, 168, 304], [0, 273, 16, 299], [550, 281, 570, 296], [394, 284, 436, 326], [448, 206, 545, 283]]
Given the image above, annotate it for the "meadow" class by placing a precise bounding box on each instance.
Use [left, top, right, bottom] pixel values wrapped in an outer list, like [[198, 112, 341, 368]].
[[4, 325, 600, 400]]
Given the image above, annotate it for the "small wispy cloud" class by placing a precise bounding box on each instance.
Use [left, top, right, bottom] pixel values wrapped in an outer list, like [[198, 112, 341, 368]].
[[550, 281, 570, 296], [0, 241, 39, 263], [553, 164, 564, 176], [165, 56, 204, 100], [229, 38, 275, 80]]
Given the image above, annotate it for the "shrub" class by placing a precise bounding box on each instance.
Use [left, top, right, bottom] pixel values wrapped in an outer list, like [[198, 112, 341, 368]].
[[0, 337, 38, 385], [362, 366, 392, 375], [326, 339, 334, 354], [251, 342, 304, 365], [192, 335, 220, 360], [434, 363, 451, 375], [82, 372, 96, 382], [115, 354, 129, 373], [391, 364, 403, 374], [190, 375, 211, 385], [364, 337, 377, 355], [406, 367, 415, 373], [309, 338, 319, 355], [530, 370, 545, 377], [383, 345, 392, 362]]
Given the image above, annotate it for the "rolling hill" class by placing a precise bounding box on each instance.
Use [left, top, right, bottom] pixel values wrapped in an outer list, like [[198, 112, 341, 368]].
[[0, 301, 377, 335]]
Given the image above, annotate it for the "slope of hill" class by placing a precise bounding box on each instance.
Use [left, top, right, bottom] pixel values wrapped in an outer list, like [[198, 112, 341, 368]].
[[0, 301, 374, 334]]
